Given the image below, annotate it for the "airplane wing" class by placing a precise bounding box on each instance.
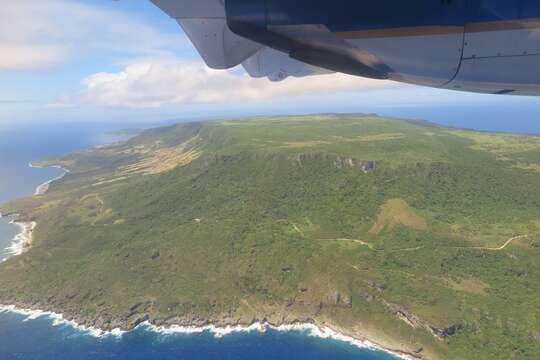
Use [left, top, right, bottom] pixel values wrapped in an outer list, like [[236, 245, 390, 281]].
[[150, 0, 332, 81], [151, 0, 540, 96], [150, 0, 261, 69]]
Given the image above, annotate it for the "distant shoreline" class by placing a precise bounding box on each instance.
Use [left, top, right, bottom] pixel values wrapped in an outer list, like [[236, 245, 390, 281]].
[[29, 163, 70, 195], [0, 164, 69, 261]]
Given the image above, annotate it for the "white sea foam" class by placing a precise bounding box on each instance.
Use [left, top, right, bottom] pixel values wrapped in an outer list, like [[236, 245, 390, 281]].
[[142, 321, 411, 359], [0, 307, 412, 359], [0, 303, 411, 358], [0, 304, 125, 338], [142, 321, 266, 338], [2, 219, 35, 260]]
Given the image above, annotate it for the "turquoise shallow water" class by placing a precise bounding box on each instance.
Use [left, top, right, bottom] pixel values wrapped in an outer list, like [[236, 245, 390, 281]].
[[0, 122, 399, 360]]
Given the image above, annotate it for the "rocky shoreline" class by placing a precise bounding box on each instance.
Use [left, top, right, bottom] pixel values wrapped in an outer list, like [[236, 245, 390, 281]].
[[0, 298, 419, 360], [0, 213, 35, 261]]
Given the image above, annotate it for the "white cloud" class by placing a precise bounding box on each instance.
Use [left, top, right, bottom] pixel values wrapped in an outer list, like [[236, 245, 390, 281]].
[[3, 1, 395, 110], [0, 0, 187, 71], [53, 57, 393, 108]]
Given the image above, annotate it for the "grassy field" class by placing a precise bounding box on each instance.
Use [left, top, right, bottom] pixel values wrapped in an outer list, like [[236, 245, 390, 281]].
[[1, 114, 539, 359]]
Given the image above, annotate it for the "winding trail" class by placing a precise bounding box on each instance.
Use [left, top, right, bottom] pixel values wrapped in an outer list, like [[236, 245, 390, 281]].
[[318, 235, 528, 252], [451, 235, 528, 251], [317, 238, 374, 250], [283, 221, 527, 252]]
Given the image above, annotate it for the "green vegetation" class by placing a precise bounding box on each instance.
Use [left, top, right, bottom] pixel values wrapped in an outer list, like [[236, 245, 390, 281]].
[[1, 114, 540, 359]]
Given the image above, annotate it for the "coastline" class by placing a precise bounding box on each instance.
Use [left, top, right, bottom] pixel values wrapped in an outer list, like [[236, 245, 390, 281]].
[[0, 302, 414, 360], [29, 163, 70, 195], [4, 218, 36, 259], [0, 164, 68, 262], [0, 164, 417, 360]]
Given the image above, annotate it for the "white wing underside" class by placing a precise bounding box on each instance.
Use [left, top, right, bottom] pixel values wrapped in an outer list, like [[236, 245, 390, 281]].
[[150, 0, 332, 81], [242, 47, 334, 81]]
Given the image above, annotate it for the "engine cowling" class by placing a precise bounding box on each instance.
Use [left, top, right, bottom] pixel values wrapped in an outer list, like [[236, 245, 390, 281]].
[[225, 0, 391, 79]]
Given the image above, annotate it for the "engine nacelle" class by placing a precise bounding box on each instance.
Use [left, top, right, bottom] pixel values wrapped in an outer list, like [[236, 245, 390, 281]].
[[225, 0, 391, 80]]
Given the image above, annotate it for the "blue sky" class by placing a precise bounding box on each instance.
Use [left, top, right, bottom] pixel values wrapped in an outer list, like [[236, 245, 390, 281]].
[[1, 0, 540, 133]]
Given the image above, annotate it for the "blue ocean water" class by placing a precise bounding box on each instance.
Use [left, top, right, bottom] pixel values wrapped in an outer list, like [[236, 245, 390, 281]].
[[0, 311, 396, 360], [0, 122, 398, 360]]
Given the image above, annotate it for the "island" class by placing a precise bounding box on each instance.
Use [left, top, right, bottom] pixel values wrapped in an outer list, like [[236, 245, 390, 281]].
[[1, 114, 539, 359]]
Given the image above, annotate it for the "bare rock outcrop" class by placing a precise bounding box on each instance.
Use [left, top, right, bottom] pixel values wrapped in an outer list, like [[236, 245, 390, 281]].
[[293, 153, 376, 173], [382, 299, 463, 340]]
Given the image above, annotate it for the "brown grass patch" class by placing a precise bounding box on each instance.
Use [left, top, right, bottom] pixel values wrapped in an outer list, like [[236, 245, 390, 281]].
[[119, 136, 201, 176], [281, 140, 331, 148], [369, 199, 427, 235]]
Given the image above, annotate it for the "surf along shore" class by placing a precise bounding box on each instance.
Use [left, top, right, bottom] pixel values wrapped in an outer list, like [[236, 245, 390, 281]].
[[1, 218, 35, 259], [0, 302, 414, 360], [0, 163, 417, 360], [29, 163, 70, 195], [0, 163, 68, 260]]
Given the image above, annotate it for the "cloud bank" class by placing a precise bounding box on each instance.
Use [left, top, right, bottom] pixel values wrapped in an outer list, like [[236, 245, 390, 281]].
[[4, 0, 394, 111], [54, 57, 390, 108]]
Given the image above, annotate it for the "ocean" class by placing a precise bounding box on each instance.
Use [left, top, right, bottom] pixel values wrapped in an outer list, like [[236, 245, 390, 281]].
[[0, 121, 398, 360]]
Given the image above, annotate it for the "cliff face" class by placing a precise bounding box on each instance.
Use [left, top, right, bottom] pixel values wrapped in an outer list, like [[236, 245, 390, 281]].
[[2, 115, 540, 360], [333, 157, 376, 173], [293, 153, 376, 173]]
